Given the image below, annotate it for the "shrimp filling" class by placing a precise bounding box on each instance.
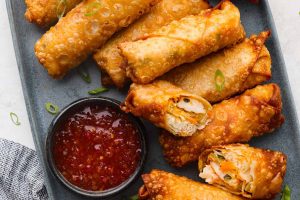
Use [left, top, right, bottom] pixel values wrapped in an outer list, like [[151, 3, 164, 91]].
[[166, 96, 210, 137], [199, 151, 254, 197]]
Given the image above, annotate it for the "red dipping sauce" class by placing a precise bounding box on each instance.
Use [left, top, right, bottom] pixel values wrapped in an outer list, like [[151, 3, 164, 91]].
[[52, 104, 142, 191]]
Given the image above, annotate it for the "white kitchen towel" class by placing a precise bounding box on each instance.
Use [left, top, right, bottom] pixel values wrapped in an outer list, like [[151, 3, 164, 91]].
[[0, 138, 48, 200]]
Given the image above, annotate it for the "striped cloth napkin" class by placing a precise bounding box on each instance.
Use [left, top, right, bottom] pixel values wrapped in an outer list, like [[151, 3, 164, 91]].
[[0, 138, 48, 200]]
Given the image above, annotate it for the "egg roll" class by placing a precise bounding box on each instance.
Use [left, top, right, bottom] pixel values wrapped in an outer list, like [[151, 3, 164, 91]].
[[159, 84, 284, 167], [35, 0, 159, 79], [198, 144, 287, 199], [161, 31, 271, 103], [93, 0, 210, 88], [121, 80, 212, 137], [25, 0, 82, 27], [139, 169, 244, 200], [119, 0, 246, 84]]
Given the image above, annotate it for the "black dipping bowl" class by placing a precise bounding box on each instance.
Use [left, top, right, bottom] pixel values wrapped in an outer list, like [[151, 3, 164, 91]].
[[46, 97, 147, 198]]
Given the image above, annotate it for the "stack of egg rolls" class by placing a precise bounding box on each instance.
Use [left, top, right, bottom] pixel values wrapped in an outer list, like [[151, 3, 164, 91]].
[[119, 0, 246, 84], [159, 84, 284, 167], [198, 144, 287, 199], [161, 31, 271, 103], [25, 0, 83, 27], [35, 0, 159, 78], [139, 170, 244, 200], [121, 80, 212, 137], [93, 0, 211, 88]]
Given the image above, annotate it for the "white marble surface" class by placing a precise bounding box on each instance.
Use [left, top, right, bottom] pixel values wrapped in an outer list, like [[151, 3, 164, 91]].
[[0, 0, 299, 150]]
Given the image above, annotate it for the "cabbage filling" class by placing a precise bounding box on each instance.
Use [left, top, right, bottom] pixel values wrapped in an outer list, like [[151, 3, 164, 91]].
[[199, 150, 254, 197], [166, 96, 210, 137]]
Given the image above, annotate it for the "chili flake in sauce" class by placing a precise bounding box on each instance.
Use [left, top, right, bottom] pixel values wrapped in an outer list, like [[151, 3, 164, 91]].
[[52, 104, 142, 191]]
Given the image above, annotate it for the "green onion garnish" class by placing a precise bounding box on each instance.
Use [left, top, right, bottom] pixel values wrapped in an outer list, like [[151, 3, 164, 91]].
[[88, 87, 109, 95], [224, 174, 232, 180], [85, 1, 101, 17], [57, 0, 68, 19], [45, 102, 60, 115], [281, 185, 291, 200], [214, 69, 225, 92], [10, 112, 21, 126], [78, 69, 91, 83], [129, 194, 139, 200]]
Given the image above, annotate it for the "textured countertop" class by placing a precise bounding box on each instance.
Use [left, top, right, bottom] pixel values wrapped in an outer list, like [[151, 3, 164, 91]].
[[0, 0, 299, 149]]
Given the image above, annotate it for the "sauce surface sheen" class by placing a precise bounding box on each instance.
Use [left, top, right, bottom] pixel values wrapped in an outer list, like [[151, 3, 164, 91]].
[[53, 104, 141, 191]]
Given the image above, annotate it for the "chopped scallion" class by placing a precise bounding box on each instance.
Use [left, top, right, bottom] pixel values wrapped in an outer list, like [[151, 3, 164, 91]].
[[10, 112, 21, 126], [85, 1, 101, 16], [281, 185, 291, 200], [78, 69, 91, 83], [88, 87, 108, 95], [45, 102, 60, 115], [214, 69, 225, 92], [57, 0, 68, 19]]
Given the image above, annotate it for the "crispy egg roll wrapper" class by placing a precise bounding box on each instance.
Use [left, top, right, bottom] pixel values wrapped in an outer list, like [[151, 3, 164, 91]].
[[198, 144, 287, 199], [159, 84, 284, 167], [139, 169, 245, 200], [25, 0, 82, 27], [161, 31, 271, 103], [35, 0, 159, 79], [119, 1, 246, 84], [93, 0, 210, 88], [121, 80, 212, 137]]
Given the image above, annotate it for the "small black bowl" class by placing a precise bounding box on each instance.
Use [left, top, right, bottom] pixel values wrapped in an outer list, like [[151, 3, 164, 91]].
[[46, 97, 147, 198]]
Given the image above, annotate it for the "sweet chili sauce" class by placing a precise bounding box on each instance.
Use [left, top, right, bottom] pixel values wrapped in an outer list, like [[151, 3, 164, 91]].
[[52, 104, 142, 191]]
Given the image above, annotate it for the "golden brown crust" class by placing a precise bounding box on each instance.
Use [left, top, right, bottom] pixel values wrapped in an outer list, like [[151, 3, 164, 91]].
[[198, 144, 287, 199], [93, 0, 210, 88], [35, 0, 159, 78], [119, 0, 246, 84], [25, 0, 82, 27], [161, 31, 271, 103], [159, 84, 284, 167], [121, 80, 211, 136], [139, 169, 245, 200]]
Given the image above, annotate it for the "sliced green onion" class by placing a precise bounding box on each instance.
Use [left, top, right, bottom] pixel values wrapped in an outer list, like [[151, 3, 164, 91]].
[[217, 154, 225, 160], [45, 102, 60, 115], [214, 69, 225, 92], [129, 195, 139, 200], [224, 174, 232, 180], [85, 1, 101, 16], [88, 87, 109, 95], [57, 0, 68, 19], [78, 69, 91, 83], [281, 185, 291, 200], [10, 112, 21, 126]]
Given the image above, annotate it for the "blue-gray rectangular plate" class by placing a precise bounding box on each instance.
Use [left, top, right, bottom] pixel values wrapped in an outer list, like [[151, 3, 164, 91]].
[[5, 0, 300, 199]]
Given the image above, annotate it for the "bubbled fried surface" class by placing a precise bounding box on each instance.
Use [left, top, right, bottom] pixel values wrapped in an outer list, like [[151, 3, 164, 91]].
[[162, 31, 271, 103], [119, 0, 246, 84], [25, 0, 82, 27], [139, 169, 245, 200], [121, 80, 210, 132], [198, 144, 287, 199], [159, 84, 284, 167], [93, 0, 210, 88], [35, 0, 159, 78]]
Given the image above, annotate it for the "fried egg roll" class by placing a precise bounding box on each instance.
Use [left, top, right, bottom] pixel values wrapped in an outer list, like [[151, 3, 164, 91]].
[[139, 169, 244, 200], [161, 31, 271, 103], [119, 0, 246, 84], [93, 0, 210, 88], [159, 84, 284, 167], [198, 144, 287, 199], [25, 0, 82, 27], [121, 80, 212, 137], [35, 0, 158, 79]]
